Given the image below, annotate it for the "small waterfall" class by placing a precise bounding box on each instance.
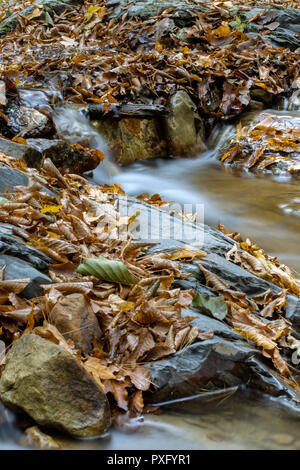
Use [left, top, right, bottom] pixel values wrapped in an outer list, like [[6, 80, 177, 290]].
[[52, 107, 119, 183], [277, 90, 300, 111]]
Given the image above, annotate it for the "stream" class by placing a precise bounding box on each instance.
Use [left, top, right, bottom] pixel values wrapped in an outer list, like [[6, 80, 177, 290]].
[[1, 96, 300, 450]]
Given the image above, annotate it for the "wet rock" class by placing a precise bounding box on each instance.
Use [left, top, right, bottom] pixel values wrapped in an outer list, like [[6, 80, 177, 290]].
[[109, 0, 207, 23], [6, 107, 53, 138], [248, 100, 265, 112], [0, 164, 28, 194], [243, 8, 300, 50], [0, 223, 53, 273], [146, 336, 298, 404], [26, 138, 101, 173], [49, 294, 102, 353], [116, 195, 300, 405], [0, 137, 43, 169], [250, 88, 273, 106], [164, 90, 206, 157], [0, 334, 111, 437], [0, 254, 51, 298], [94, 118, 167, 164], [0, 0, 81, 35], [20, 426, 60, 450]]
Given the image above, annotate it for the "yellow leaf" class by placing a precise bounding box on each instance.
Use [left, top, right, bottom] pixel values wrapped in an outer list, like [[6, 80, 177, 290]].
[[26, 8, 42, 21], [41, 205, 63, 214], [84, 357, 115, 390], [84, 5, 106, 20], [213, 23, 232, 38], [171, 248, 207, 261], [236, 121, 242, 141], [12, 136, 27, 145]]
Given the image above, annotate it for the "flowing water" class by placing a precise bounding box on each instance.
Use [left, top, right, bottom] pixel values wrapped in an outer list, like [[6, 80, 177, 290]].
[[1, 97, 300, 449]]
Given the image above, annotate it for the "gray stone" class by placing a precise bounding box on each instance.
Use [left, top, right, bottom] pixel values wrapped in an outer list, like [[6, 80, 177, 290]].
[[0, 223, 53, 273], [0, 254, 51, 298], [0, 137, 43, 169], [0, 164, 29, 195], [243, 8, 300, 50], [164, 90, 206, 157], [109, 0, 207, 23], [6, 107, 53, 138], [0, 334, 111, 437]]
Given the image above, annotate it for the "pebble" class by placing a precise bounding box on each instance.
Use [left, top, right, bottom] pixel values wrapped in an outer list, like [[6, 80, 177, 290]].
[[270, 433, 294, 446]]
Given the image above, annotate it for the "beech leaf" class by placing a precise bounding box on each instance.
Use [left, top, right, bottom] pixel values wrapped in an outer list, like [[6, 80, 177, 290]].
[[77, 256, 138, 285], [192, 293, 228, 321]]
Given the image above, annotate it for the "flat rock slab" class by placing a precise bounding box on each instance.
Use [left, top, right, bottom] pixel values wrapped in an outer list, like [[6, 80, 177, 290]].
[[0, 223, 53, 273], [117, 195, 300, 330], [0, 137, 42, 169], [0, 254, 51, 298], [146, 334, 300, 407], [0, 333, 111, 437]]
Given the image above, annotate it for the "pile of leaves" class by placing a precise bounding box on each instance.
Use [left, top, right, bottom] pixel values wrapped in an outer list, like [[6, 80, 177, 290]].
[[0, 0, 299, 124], [221, 112, 300, 174], [0, 154, 212, 424], [0, 152, 300, 427]]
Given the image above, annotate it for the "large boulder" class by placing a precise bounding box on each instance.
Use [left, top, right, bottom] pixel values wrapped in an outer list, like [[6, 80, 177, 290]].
[[164, 91, 206, 157], [49, 294, 102, 353], [94, 118, 167, 164], [0, 334, 111, 437]]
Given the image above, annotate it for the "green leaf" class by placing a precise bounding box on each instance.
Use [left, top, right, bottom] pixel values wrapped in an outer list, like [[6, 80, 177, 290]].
[[45, 11, 54, 27], [192, 293, 228, 321], [230, 16, 248, 32], [0, 197, 10, 204], [77, 256, 138, 286]]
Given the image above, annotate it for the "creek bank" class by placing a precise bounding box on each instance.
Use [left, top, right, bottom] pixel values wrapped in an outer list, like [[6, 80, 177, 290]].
[[219, 110, 300, 175]]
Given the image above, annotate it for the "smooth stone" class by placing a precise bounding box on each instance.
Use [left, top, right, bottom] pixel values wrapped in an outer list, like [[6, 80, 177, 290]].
[[270, 433, 294, 446], [20, 426, 60, 450], [164, 90, 206, 157], [0, 334, 111, 437]]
